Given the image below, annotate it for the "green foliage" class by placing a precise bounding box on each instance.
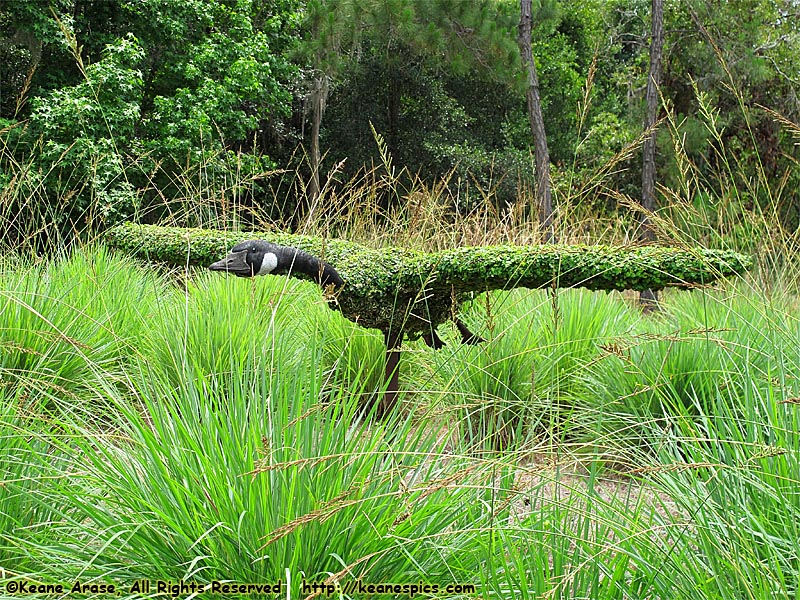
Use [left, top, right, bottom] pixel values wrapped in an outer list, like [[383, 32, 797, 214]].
[[21, 34, 143, 225], [141, 2, 296, 149], [0, 0, 300, 244]]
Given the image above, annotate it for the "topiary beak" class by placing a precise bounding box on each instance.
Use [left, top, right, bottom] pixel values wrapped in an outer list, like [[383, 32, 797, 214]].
[[208, 250, 253, 277]]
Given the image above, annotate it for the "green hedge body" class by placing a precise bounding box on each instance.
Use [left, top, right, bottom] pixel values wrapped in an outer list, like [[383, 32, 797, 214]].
[[106, 223, 751, 337]]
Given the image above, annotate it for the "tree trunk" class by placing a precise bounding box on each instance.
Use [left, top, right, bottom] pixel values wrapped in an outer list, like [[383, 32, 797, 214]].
[[640, 0, 664, 310], [518, 0, 554, 242], [378, 328, 403, 418], [387, 74, 401, 159], [307, 74, 329, 205]]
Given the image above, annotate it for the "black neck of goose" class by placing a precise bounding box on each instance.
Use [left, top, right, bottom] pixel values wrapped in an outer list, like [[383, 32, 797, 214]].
[[277, 247, 344, 290]]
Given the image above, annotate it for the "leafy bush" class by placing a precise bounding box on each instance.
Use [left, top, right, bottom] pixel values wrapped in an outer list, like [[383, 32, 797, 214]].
[[24, 35, 143, 223], [0, 0, 300, 246]]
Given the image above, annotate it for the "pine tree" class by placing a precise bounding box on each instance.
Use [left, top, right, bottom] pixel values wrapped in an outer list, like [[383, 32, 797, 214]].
[[298, 0, 518, 203]]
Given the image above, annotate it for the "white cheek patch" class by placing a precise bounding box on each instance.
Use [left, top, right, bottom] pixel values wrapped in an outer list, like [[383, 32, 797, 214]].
[[257, 252, 278, 275]]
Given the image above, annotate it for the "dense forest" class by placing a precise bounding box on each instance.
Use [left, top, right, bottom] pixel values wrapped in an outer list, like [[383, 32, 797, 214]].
[[1, 0, 798, 247]]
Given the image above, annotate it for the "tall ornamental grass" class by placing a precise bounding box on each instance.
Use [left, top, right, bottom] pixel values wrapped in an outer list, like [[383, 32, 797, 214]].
[[1, 241, 798, 598]]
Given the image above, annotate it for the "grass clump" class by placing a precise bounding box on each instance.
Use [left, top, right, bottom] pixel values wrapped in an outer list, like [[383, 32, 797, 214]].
[[143, 271, 321, 392], [321, 317, 387, 410], [580, 284, 800, 458], [0, 395, 74, 575], [0, 247, 521, 593], [634, 380, 800, 598], [0, 246, 163, 415], [416, 288, 638, 452]]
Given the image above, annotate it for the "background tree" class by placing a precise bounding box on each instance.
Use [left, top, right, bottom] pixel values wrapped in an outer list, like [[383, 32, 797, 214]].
[[661, 0, 800, 232], [296, 0, 520, 209], [640, 0, 663, 308], [2, 0, 798, 248], [311, 0, 586, 214], [518, 0, 557, 240], [298, 0, 354, 205]]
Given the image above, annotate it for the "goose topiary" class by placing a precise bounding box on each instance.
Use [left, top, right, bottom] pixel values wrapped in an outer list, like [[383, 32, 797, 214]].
[[106, 223, 752, 417]]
